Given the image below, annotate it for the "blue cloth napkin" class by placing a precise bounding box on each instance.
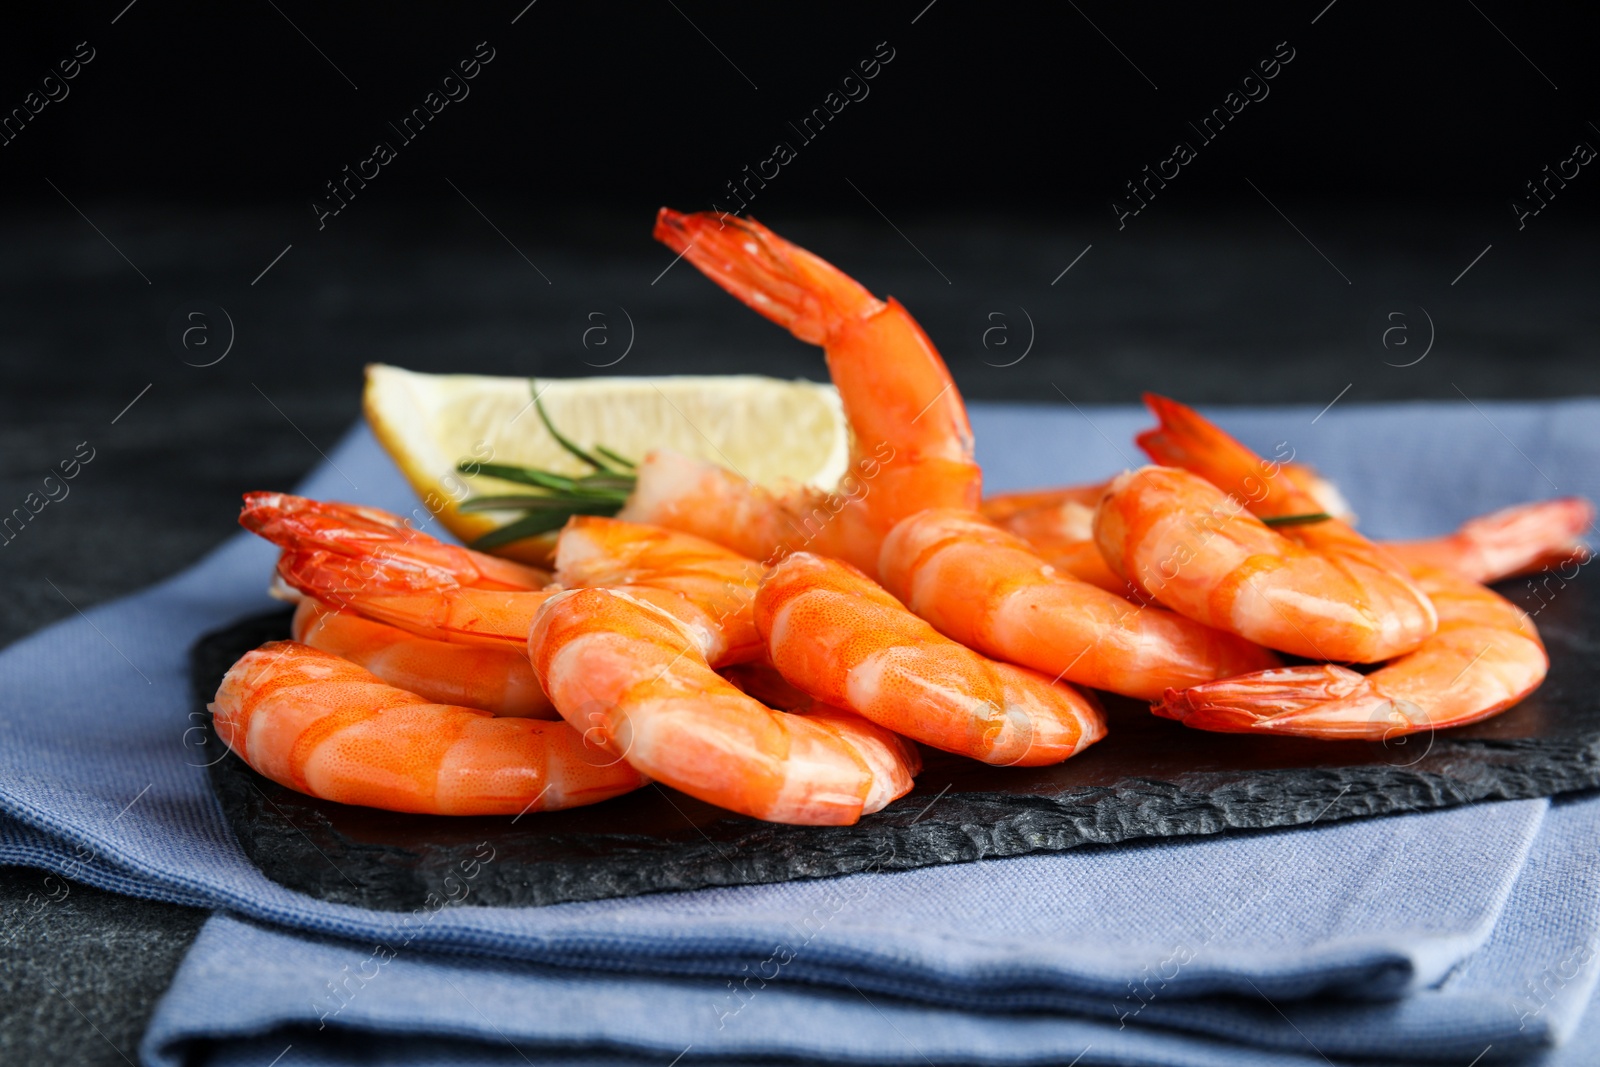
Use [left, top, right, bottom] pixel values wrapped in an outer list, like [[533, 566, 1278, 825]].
[[136, 791, 1600, 1066], [1, 399, 1596, 1066]]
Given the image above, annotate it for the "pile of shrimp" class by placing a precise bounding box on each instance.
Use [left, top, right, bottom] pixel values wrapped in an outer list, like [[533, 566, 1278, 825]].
[[212, 208, 1594, 825]]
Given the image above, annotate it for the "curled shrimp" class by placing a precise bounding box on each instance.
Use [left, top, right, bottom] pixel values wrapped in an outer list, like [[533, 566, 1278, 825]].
[[212, 642, 645, 814], [879, 509, 1279, 702], [241, 492, 550, 590], [1095, 466, 1437, 663], [1154, 564, 1546, 738], [555, 515, 765, 666], [1097, 394, 1438, 662], [529, 587, 919, 825], [1128, 396, 1554, 739], [983, 465, 1356, 600], [620, 210, 980, 577], [999, 493, 1591, 597], [982, 465, 1352, 530], [755, 552, 1106, 766], [244, 492, 555, 650], [248, 496, 773, 670]]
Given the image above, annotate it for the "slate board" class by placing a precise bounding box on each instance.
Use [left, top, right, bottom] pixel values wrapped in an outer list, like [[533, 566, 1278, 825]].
[[194, 574, 1600, 912]]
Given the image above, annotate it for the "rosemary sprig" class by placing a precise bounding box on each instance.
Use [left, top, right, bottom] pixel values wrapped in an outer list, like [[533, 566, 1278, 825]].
[[594, 444, 636, 470], [456, 380, 640, 550], [1261, 512, 1333, 527], [464, 463, 633, 498], [470, 506, 616, 550]]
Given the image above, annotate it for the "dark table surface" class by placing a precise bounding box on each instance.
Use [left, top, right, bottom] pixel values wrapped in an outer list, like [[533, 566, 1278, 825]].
[[3, 204, 1597, 1065]]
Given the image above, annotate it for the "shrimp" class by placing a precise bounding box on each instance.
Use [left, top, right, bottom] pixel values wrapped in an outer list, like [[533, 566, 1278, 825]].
[[1095, 465, 1438, 662], [243, 492, 556, 649], [982, 465, 1352, 529], [987, 495, 1136, 597], [1154, 564, 1546, 738], [247, 496, 770, 674], [879, 509, 1279, 702], [249, 487, 834, 669], [1120, 395, 1556, 738], [241, 492, 550, 590], [211, 642, 646, 814], [290, 597, 555, 718], [1002, 496, 1591, 596], [555, 515, 764, 666], [981, 483, 1108, 525], [755, 552, 1106, 766], [619, 210, 980, 577], [529, 587, 920, 824], [982, 464, 1356, 599]]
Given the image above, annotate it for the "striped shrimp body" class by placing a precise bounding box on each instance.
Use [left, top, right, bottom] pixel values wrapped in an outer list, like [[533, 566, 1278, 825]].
[[1130, 396, 1555, 739], [529, 587, 919, 824], [879, 510, 1279, 702], [554, 515, 766, 666], [755, 553, 1106, 766], [290, 597, 555, 718], [1155, 564, 1546, 739], [250, 498, 762, 665], [1095, 466, 1437, 663], [1006, 497, 1592, 596], [212, 642, 645, 814], [982, 464, 1355, 599], [620, 210, 980, 577]]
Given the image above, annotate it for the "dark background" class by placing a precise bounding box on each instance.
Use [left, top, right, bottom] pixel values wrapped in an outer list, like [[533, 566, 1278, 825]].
[[2, 2, 1597, 1063]]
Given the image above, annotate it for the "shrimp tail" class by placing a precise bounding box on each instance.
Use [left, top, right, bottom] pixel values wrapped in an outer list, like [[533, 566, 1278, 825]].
[[1389, 498, 1594, 584], [1136, 393, 1313, 515], [653, 208, 881, 344], [1153, 664, 1394, 738], [240, 492, 548, 590], [1463, 498, 1594, 569]]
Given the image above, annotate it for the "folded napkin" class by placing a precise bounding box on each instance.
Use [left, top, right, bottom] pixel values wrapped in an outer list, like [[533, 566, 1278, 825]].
[[0, 399, 1595, 1065], [136, 792, 1600, 1066]]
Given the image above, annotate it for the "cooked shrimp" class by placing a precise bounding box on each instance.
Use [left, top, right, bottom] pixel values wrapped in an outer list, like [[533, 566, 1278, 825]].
[[988, 495, 1136, 597], [1095, 466, 1437, 662], [290, 597, 555, 718], [879, 509, 1279, 702], [1103, 394, 1438, 661], [1002, 497, 1591, 598], [1154, 564, 1546, 738], [1134, 398, 1364, 529], [982, 464, 1354, 599], [983, 465, 1351, 530], [755, 552, 1105, 766], [212, 641, 645, 814], [555, 515, 765, 666], [249, 498, 775, 689], [241, 492, 550, 590], [275, 545, 553, 649], [243, 492, 556, 649], [529, 587, 919, 824], [1385, 498, 1593, 584], [981, 483, 1108, 524], [620, 210, 980, 576]]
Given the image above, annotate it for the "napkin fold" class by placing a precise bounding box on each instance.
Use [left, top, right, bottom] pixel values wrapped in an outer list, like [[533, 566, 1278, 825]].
[[137, 793, 1600, 1066]]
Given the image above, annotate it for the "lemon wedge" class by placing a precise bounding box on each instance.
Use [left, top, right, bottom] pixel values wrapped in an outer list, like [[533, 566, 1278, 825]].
[[363, 364, 849, 562]]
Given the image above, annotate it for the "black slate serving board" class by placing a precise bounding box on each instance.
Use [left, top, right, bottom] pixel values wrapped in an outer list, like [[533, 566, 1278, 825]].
[[195, 575, 1600, 912]]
